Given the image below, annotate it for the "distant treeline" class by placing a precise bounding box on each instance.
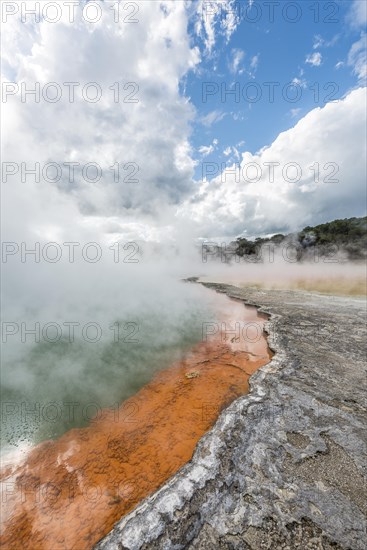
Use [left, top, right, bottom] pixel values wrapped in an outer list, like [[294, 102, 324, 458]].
[[206, 217, 367, 262]]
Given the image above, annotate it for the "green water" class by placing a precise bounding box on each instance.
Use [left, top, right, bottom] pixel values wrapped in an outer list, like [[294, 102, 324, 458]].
[[1, 283, 218, 452]]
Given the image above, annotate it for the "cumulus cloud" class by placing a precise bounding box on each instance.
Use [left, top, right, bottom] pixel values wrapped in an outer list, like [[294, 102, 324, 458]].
[[2, 0, 366, 249], [2, 1, 200, 244], [305, 52, 322, 66], [177, 87, 367, 239]]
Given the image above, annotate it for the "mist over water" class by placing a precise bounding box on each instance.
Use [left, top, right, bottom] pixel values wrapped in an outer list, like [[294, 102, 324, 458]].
[[198, 257, 367, 296], [2, 235, 365, 460], [1, 247, 224, 456]]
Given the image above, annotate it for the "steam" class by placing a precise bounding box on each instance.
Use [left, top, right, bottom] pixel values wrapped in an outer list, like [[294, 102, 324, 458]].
[[1, 1, 366, 461], [1, 235, 228, 453], [2, 215, 365, 459], [198, 240, 367, 296]]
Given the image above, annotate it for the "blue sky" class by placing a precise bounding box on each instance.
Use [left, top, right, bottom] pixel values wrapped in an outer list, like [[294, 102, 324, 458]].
[[186, 0, 366, 179]]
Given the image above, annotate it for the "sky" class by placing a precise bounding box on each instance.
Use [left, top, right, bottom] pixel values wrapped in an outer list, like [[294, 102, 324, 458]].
[[1, 0, 367, 243], [188, 0, 366, 172]]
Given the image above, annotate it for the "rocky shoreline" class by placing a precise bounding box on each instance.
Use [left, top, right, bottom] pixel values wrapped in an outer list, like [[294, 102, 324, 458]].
[[96, 283, 366, 550], [0, 287, 270, 550]]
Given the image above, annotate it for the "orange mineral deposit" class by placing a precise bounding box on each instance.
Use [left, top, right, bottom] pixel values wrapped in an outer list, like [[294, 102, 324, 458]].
[[0, 291, 272, 550]]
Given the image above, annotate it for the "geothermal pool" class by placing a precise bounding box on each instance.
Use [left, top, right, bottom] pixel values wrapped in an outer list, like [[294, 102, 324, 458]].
[[1, 280, 222, 455], [0, 285, 271, 549]]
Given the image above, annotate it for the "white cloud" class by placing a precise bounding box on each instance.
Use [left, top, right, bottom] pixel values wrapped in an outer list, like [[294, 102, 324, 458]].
[[231, 111, 246, 121], [348, 33, 367, 84], [335, 61, 345, 70], [221, 1, 241, 43], [2, 1, 201, 245], [199, 139, 219, 157], [313, 34, 339, 49], [290, 108, 302, 118], [200, 110, 227, 127], [195, 0, 240, 53], [250, 54, 259, 70], [177, 88, 367, 239], [194, 0, 216, 53], [313, 35, 324, 49], [229, 48, 245, 74], [292, 77, 307, 89], [199, 144, 215, 157], [222, 146, 240, 160], [305, 52, 322, 66], [347, 0, 367, 29], [2, 0, 366, 250]]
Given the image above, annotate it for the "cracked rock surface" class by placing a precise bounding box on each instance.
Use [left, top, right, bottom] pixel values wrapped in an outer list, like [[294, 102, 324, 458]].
[[95, 284, 367, 550]]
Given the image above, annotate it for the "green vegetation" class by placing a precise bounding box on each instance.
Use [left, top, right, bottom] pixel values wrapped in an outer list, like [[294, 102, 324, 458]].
[[299, 217, 367, 258], [235, 233, 285, 256], [233, 217, 367, 260], [300, 217, 367, 243]]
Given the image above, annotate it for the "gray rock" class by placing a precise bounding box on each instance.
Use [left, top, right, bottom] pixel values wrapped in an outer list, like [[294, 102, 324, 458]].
[[95, 285, 367, 550]]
